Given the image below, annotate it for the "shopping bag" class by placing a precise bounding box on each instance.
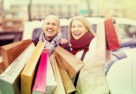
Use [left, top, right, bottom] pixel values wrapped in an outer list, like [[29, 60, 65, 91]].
[[21, 40, 45, 94], [104, 19, 120, 51], [54, 46, 84, 79], [50, 54, 66, 94], [0, 61, 4, 74], [1, 39, 32, 69], [32, 49, 48, 94], [45, 54, 57, 94], [0, 43, 35, 94], [114, 23, 122, 45], [55, 53, 76, 93], [76, 22, 110, 94]]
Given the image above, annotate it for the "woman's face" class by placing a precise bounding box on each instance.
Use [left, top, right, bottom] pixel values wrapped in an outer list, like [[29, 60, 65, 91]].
[[71, 20, 88, 40]]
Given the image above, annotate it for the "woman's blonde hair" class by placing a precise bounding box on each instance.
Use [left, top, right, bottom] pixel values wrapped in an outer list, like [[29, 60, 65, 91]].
[[68, 16, 95, 40]]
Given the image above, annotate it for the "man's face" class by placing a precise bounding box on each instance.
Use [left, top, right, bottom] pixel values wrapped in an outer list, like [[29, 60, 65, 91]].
[[42, 16, 60, 40]]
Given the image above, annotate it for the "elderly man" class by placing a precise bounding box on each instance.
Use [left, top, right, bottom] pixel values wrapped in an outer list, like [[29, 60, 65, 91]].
[[33, 15, 67, 54]]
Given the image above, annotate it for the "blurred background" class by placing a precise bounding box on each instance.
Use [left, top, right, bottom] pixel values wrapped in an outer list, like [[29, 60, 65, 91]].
[[1, 1, 136, 93], [0, 0, 136, 47]]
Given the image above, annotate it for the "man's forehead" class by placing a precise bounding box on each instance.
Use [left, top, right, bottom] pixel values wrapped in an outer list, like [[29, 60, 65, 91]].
[[46, 15, 58, 19], [44, 15, 59, 23]]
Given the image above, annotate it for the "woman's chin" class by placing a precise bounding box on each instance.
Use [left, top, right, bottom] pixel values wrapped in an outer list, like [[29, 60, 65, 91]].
[[73, 37, 80, 40], [73, 35, 83, 40]]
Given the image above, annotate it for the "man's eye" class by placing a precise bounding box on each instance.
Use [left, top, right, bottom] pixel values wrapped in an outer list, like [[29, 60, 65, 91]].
[[46, 23, 50, 25], [52, 23, 57, 26]]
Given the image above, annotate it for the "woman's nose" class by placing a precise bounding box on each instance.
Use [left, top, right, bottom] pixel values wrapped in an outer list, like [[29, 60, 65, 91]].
[[74, 27, 79, 31]]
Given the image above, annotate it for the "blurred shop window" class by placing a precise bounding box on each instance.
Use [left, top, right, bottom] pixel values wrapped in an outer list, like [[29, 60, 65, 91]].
[[120, 25, 136, 39], [0, 0, 3, 31], [1, 1, 25, 46], [0, 31, 23, 46], [115, 17, 136, 39], [3, 17, 24, 31], [29, 0, 78, 20], [3, 5, 27, 31], [129, 26, 136, 38]]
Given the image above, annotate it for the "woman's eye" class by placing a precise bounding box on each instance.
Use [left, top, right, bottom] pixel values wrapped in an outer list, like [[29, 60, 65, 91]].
[[72, 26, 75, 28], [79, 25, 82, 27], [46, 23, 50, 25]]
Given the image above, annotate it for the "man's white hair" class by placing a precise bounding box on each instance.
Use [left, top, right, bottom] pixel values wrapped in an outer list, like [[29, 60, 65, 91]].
[[42, 15, 60, 26]]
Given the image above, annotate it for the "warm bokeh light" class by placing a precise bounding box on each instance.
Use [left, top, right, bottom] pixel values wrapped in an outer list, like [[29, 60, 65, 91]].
[[2, 0, 136, 20]]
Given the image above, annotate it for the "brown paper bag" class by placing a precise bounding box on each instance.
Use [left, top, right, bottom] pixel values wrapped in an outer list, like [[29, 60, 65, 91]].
[[54, 46, 84, 79], [55, 53, 76, 93], [50, 54, 66, 94], [1, 39, 32, 69], [0, 61, 4, 74]]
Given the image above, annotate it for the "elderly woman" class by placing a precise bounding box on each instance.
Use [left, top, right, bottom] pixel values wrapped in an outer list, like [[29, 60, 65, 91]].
[[68, 16, 110, 94], [68, 16, 95, 57]]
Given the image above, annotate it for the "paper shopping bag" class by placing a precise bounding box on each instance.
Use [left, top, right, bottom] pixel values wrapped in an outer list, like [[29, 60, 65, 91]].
[[1, 39, 32, 69], [21, 40, 45, 94], [50, 54, 66, 94], [104, 19, 120, 51], [0, 43, 35, 94], [75, 22, 110, 94], [55, 53, 76, 94], [45, 54, 57, 94], [55, 46, 84, 79], [114, 23, 122, 45], [0, 61, 4, 74], [32, 49, 48, 94]]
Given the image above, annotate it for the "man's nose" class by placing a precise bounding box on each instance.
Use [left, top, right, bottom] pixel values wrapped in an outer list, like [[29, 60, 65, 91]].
[[48, 24, 53, 28]]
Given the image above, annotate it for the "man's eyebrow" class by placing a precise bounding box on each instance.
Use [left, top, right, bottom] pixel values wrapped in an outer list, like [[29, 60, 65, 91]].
[[53, 23, 58, 26], [45, 22, 50, 24]]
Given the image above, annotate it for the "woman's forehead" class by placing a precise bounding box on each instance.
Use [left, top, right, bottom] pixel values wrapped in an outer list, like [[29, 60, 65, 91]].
[[72, 20, 83, 25]]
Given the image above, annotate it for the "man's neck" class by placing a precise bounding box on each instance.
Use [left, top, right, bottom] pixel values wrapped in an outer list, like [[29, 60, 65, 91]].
[[45, 36, 53, 42], [44, 33, 58, 42]]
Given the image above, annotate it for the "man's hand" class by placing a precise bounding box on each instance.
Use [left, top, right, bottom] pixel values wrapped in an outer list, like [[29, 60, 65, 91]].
[[60, 38, 68, 44]]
